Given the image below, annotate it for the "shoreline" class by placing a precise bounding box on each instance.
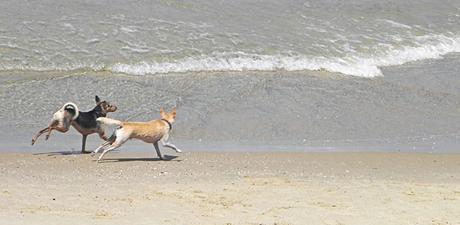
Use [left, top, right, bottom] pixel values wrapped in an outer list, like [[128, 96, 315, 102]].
[[1, 152, 459, 224], [3, 127, 460, 153]]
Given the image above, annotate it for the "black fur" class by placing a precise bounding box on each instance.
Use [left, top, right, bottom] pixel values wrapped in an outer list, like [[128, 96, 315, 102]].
[[73, 104, 107, 129], [69, 96, 117, 153], [161, 118, 172, 131]]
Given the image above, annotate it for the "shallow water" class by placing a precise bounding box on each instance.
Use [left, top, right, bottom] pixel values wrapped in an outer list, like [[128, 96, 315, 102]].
[[1, 0, 460, 152], [2, 54, 460, 152]]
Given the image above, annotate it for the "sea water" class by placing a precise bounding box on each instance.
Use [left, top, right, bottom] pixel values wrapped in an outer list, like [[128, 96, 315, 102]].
[[1, 0, 460, 152]]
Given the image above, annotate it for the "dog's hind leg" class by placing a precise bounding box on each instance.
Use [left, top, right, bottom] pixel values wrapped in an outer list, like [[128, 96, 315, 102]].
[[44, 119, 70, 141], [45, 127, 55, 140], [97, 142, 122, 162], [92, 131, 117, 156], [91, 141, 111, 156], [31, 127, 51, 145], [153, 142, 164, 160], [96, 131, 127, 162]]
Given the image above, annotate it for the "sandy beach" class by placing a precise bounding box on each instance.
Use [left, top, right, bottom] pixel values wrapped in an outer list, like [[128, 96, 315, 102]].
[[0, 151, 459, 225]]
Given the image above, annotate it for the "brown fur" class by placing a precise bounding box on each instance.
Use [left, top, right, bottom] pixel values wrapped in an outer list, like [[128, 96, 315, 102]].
[[92, 108, 181, 161], [31, 102, 78, 146]]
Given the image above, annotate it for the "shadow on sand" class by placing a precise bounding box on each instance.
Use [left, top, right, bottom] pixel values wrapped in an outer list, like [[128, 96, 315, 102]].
[[98, 155, 180, 163], [33, 150, 92, 156], [33, 151, 180, 163]]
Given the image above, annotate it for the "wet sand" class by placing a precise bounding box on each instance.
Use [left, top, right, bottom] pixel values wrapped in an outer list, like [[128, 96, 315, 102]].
[[1, 151, 459, 225]]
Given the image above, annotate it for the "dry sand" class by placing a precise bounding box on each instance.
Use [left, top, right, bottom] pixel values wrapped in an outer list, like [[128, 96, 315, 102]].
[[1, 151, 459, 225]]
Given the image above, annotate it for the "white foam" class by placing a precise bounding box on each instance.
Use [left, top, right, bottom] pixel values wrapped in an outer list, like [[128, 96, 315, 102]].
[[120, 26, 137, 33], [121, 46, 150, 53], [110, 34, 460, 77], [1, 34, 460, 78], [0, 62, 105, 73], [85, 38, 100, 44], [109, 54, 380, 77], [356, 34, 460, 76], [379, 19, 413, 29]]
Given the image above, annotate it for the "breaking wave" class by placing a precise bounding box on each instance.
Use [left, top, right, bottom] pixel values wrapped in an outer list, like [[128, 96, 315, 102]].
[[1, 34, 459, 78], [109, 34, 460, 77]]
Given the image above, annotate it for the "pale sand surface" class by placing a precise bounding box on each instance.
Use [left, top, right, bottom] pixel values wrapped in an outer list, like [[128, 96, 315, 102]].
[[1, 152, 459, 225]]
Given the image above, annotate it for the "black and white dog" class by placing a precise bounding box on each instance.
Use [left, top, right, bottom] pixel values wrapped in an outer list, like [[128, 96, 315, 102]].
[[31, 96, 117, 153]]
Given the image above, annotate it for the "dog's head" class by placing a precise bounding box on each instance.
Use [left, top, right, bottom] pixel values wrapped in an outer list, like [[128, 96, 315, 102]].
[[95, 95, 118, 113], [160, 107, 176, 123]]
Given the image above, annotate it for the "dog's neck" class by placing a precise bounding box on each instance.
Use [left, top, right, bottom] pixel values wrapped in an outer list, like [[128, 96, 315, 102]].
[[92, 105, 107, 118], [161, 118, 172, 130]]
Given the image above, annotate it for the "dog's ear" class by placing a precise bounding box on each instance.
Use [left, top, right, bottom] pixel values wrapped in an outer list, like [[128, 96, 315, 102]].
[[160, 107, 166, 118], [171, 107, 177, 116], [95, 95, 101, 103]]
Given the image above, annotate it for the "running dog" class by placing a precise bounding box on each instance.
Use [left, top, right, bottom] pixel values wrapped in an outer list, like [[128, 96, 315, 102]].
[[92, 107, 181, 162], [31, 96, 118, 153], [31, 102, 79, 146]]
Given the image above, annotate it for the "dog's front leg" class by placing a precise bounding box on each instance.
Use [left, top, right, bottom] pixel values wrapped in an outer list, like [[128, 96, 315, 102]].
[[81, 135, 89, 154], [153, 142, 164, 160], [161, 139, 182, 153]]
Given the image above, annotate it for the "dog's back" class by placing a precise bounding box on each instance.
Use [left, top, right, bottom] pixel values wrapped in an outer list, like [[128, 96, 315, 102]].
[[98, 118, 169, 143], [124, 120, 169, 143]]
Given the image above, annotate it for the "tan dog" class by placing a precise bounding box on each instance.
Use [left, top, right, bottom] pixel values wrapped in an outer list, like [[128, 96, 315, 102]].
[[92, 107, 181, 162]]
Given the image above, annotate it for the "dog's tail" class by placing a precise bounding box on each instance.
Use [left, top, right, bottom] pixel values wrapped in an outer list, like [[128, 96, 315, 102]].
[[97, 117, 123, 126], [62, 102, 79, 120]]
